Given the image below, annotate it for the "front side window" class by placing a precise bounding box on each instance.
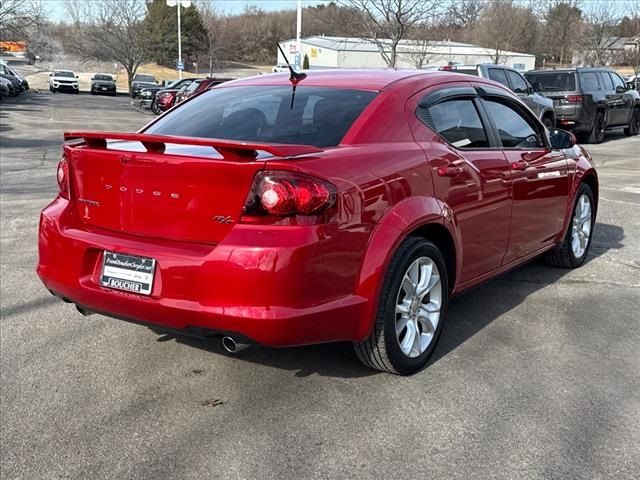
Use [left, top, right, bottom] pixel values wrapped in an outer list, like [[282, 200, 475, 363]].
[[146, 86, 377, 148], [418, 99, 489, 148], [482, 99, 542, 148], [609, 72, 625, 89], [488, 69, 509, 87], [600, 72, 614, 90], [579, 72, 601, 91], [506, 70, 529, 94]]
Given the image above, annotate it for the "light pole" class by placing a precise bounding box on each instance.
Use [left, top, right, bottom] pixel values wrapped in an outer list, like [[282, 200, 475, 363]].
[[167, 0, 191, 79], [296, 0, 302, 69]]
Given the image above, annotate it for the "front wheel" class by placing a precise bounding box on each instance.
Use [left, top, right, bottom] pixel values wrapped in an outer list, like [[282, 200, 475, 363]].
[[623, 108, 640, 136], [545, 183, 595, 268], [354, 237, 449, 375]]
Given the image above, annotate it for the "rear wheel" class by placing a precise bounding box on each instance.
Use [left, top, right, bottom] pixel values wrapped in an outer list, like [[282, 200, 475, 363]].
[[354, 237, 449, 375], [588, 111, 606, 144], [623, 108, 640, 136], [545, 183, 595, 268]]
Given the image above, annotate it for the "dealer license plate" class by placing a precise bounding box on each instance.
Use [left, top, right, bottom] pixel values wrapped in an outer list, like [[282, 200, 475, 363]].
[[100, 251, 156, 295]]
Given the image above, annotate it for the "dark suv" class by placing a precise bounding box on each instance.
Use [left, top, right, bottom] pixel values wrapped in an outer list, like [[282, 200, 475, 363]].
[[444, 64, 556, 129], [525, 68, 640, 143]]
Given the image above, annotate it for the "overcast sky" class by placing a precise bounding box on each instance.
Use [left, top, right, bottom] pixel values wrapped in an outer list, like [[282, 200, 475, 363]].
[[46, 0, 328, 21], [46, 0, 632, 23]]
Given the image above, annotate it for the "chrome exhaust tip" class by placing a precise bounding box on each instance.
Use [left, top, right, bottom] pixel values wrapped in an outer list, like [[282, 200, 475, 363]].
[[221, 336, 251, 353]]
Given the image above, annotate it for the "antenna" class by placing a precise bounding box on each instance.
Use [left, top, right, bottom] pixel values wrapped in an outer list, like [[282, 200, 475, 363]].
[[276, 42, 307, 109]]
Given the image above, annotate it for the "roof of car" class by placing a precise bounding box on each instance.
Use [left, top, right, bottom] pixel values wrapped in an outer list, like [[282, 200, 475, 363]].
[[220, 69, 450, 91], [54, 69, 74, 73]]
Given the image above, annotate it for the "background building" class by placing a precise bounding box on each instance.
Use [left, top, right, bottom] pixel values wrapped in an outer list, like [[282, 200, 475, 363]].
[[277, 36, 536, 72]]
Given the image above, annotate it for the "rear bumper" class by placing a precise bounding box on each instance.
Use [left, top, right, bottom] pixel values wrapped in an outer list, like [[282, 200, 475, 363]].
[[554, 105, 593, 132], [37, 198, 368, 347]]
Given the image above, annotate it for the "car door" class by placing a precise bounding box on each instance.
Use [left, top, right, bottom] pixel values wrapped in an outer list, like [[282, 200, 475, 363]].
[[608, 71, 634, 126], [407, 85, 512, 283], [475, 88, 570, 262]]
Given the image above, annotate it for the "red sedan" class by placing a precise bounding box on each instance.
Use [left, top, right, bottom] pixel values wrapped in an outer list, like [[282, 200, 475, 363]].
[[37, 70, 598, 375]]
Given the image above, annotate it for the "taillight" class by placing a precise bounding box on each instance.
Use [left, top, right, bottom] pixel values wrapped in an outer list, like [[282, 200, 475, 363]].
[[57, 156, 70, 199], [565, 95, 584, 103], [242, 171, 337, 220], [439, 65, 455, 71]]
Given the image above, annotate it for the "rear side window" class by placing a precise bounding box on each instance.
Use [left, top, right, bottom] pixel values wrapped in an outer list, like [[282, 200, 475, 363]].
[[146, 86, 377, 148], [525, 72, 576, 92], [482, 100, 542, 148], [579, 72, 601, 91], [506, 71, 529, 94], [600, 72, 614, 90], [418, 99, 489, 148], [488, 69, 509, 87]]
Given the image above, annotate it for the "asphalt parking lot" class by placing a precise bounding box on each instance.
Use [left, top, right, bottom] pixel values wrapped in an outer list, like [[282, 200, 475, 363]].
[[1, 91, 639, 480]]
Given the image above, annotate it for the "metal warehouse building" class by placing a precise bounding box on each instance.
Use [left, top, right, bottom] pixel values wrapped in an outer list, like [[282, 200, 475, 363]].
[[278, 36, 536, 72]]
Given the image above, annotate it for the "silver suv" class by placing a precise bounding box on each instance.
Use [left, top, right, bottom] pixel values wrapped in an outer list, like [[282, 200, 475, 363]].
[[443, 64, 556, 129]]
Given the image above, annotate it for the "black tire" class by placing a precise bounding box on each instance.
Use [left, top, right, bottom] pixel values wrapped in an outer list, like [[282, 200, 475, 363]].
[[542, 115, 554, 130], [544, 183, 595, 268], [49, 85, 54, 92], [587, 111, 606, 144], [354, 237, 449, 375], [623, 108, 640, 136], [151, 100, 161, 115]]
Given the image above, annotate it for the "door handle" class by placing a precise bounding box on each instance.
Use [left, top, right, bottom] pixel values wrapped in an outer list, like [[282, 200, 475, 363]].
[[511, 160, 529, 171], [437, 166, 463, 177]]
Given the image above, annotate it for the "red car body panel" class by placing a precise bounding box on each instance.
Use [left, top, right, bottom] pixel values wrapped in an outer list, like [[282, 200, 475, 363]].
[[37, 70, 598, 346]]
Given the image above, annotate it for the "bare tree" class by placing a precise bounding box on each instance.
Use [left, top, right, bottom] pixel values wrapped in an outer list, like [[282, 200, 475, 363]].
[[578, 2, 622, 66], [542, 0, 582, 67], [195, 0, 229, 75], [339, 0, 442, 68], [474, 0, 531, 64], [64, 0, 149, 91], [0, 0, 44, 38]]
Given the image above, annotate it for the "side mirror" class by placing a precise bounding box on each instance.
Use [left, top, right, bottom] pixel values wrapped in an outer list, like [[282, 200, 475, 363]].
[[49, 73, 52, 76], [549, 129, 576, 149], [75, 75, 79, 79], [615, 85, 626, 93]]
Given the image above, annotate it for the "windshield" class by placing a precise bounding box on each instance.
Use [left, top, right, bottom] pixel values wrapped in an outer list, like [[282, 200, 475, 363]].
[[146, 86, 377, 148], [93, 74, 113, 81], [134, 74, 155, 83], [525, 72, 576, 91], [55, 71, 75, 78]]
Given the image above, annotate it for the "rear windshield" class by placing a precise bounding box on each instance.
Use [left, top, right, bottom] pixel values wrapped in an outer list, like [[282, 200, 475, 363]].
[[145, 86, 377, 148], [524, 72, 576, 91], [134, 74, 155, 83], [93, 74, 113, 81]]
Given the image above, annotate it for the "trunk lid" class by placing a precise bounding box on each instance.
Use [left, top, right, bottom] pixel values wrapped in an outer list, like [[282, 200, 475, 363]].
[[64, 132, 321, 243]]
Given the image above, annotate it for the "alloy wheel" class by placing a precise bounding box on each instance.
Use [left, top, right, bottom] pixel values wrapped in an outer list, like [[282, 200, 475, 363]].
[[571, 194, 592, 259], [395, 257, 442, 358]]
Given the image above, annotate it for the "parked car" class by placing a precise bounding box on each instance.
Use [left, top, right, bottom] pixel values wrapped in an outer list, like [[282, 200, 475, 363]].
[[90, 74, 117, 96], [0, 61, 29, 91], [153, 88, 179, 114], [49, 69, 79, 93], [130, 73, 158, 98], [272, 64, 289, 73], [0, 72, 21, 96], [525, 68, 640, 143], [0, 74, 19, 96], [37, 70, 598, 375], [151, 78, 197, 114], [442, 64, 556, 129], [0, 76, 11, 99], [138, 86, 162, 110], [627, 74, 639, 90], [174, 77, 233, 104]]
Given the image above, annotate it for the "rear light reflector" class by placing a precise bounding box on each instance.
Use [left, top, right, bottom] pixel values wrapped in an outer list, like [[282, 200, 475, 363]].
[[57, 156, 70, 199], [242, 170, 337, 219]]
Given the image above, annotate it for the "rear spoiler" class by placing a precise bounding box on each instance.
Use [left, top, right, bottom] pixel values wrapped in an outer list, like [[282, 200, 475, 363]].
[[63, 131, 323, 160]]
